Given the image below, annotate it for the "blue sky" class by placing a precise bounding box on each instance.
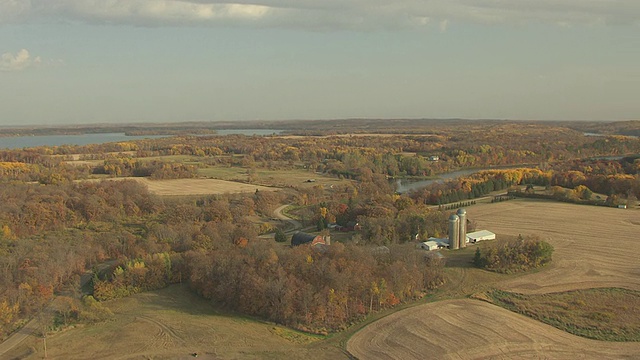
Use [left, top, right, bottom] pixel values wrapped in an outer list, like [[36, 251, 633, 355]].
[[0, 1, 638, 126]]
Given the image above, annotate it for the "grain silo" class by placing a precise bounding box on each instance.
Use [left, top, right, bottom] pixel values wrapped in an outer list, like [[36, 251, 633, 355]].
[[457, 208, 467, 248], [448, 214, 460, 250]]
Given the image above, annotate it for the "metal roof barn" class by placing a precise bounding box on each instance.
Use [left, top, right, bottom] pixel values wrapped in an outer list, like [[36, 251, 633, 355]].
[[466, 230, 496, 243]]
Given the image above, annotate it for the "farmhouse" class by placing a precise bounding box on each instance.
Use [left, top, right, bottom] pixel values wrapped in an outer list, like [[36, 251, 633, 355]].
[[466, 230, 496, 243], [291, 232, 331, 247]]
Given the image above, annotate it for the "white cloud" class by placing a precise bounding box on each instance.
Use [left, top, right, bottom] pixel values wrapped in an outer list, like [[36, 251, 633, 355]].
[[23, 0, 273, 26], [0, 49, 42, 72], [0, 0, 32, 23], [0, 0, 638, 29]]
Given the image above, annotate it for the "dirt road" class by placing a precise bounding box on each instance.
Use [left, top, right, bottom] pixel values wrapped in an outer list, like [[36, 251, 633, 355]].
[[0, 318, 41, 358], [274, 204, 302, 233], [0, 299, 61, 359]]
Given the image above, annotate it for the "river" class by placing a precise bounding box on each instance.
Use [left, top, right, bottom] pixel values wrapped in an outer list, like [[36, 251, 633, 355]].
[[393, 164, 536, 194]]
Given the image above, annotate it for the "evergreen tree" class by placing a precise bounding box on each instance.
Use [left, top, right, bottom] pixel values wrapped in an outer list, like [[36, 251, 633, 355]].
[[274, 228, 287, 243], [473, 248, 484, 268]]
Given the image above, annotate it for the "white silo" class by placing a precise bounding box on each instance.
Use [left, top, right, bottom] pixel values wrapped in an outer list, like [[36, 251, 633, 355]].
[[448, 214, 460, 250], [457, 208, 467, 248]]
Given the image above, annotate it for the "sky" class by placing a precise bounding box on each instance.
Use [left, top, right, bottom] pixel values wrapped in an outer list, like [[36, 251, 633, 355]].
[[0, 1, 639, 126]]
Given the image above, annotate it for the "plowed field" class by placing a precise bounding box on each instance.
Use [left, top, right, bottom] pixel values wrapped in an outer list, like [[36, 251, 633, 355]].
[[469, 200, 640, 294], [347, 299, 640, 360], [348, 200, 640, 359]]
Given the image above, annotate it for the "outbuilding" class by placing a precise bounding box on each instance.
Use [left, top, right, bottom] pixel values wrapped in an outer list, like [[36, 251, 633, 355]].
[[466, 230, 496, 243], [428, 237, 451, 249], [418, 241, 439, 251]]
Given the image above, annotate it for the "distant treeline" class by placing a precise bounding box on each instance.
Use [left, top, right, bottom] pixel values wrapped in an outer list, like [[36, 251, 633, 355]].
[[410, 157, 640, 205], [568, 120, 640, 137]]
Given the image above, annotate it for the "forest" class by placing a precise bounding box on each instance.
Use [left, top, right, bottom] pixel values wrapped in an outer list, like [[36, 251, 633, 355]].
[[0, 119, 639, 338]]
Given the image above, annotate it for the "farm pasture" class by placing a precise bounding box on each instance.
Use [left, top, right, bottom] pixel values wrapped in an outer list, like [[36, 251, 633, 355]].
[[136, 177, 278, 196], [7, 286, 343, 360], [79, 177, 279, 196], [198, 167, 352, 189]]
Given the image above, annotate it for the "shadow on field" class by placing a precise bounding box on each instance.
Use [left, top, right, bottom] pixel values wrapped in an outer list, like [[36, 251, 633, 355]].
[[442, 246, 477, 268]]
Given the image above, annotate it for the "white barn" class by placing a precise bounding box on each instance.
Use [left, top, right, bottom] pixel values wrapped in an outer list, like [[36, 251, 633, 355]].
[[418, 241, 439, 251], [427, 237, 451, 249], [466, 230, 496, 243]]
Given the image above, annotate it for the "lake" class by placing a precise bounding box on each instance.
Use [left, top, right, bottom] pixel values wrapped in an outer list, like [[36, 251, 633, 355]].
[[0, 129, 283, 150], [0, 133, 165, 149]]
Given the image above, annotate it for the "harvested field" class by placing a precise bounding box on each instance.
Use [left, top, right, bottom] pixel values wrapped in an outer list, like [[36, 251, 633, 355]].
[[468, 199, 640, 294], [348, 199, 640, 359], [347, 299, 640, 360], [6, 285, 346, 360]]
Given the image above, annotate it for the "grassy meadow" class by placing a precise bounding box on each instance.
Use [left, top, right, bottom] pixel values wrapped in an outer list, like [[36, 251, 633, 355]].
[[486, 288, 640, 341]]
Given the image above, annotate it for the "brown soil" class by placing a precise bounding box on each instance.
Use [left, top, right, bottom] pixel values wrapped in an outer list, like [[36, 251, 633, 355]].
[[469, 200, 640, 294], [348, 200, 640, 359], [346, 299, 640, 360]]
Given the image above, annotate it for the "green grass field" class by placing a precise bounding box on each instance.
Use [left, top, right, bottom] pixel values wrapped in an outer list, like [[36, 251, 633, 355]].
[[199, 167, 352, 189]]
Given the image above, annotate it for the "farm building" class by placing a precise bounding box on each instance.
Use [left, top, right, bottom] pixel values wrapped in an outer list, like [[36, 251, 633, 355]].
[[466, 230, 496, 243], [428, 237, 451, 248], [416, 237, 450, 250], [448, 208, 468, 250], [291, 232, 331, 247], [418, 241, 439, 251]]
